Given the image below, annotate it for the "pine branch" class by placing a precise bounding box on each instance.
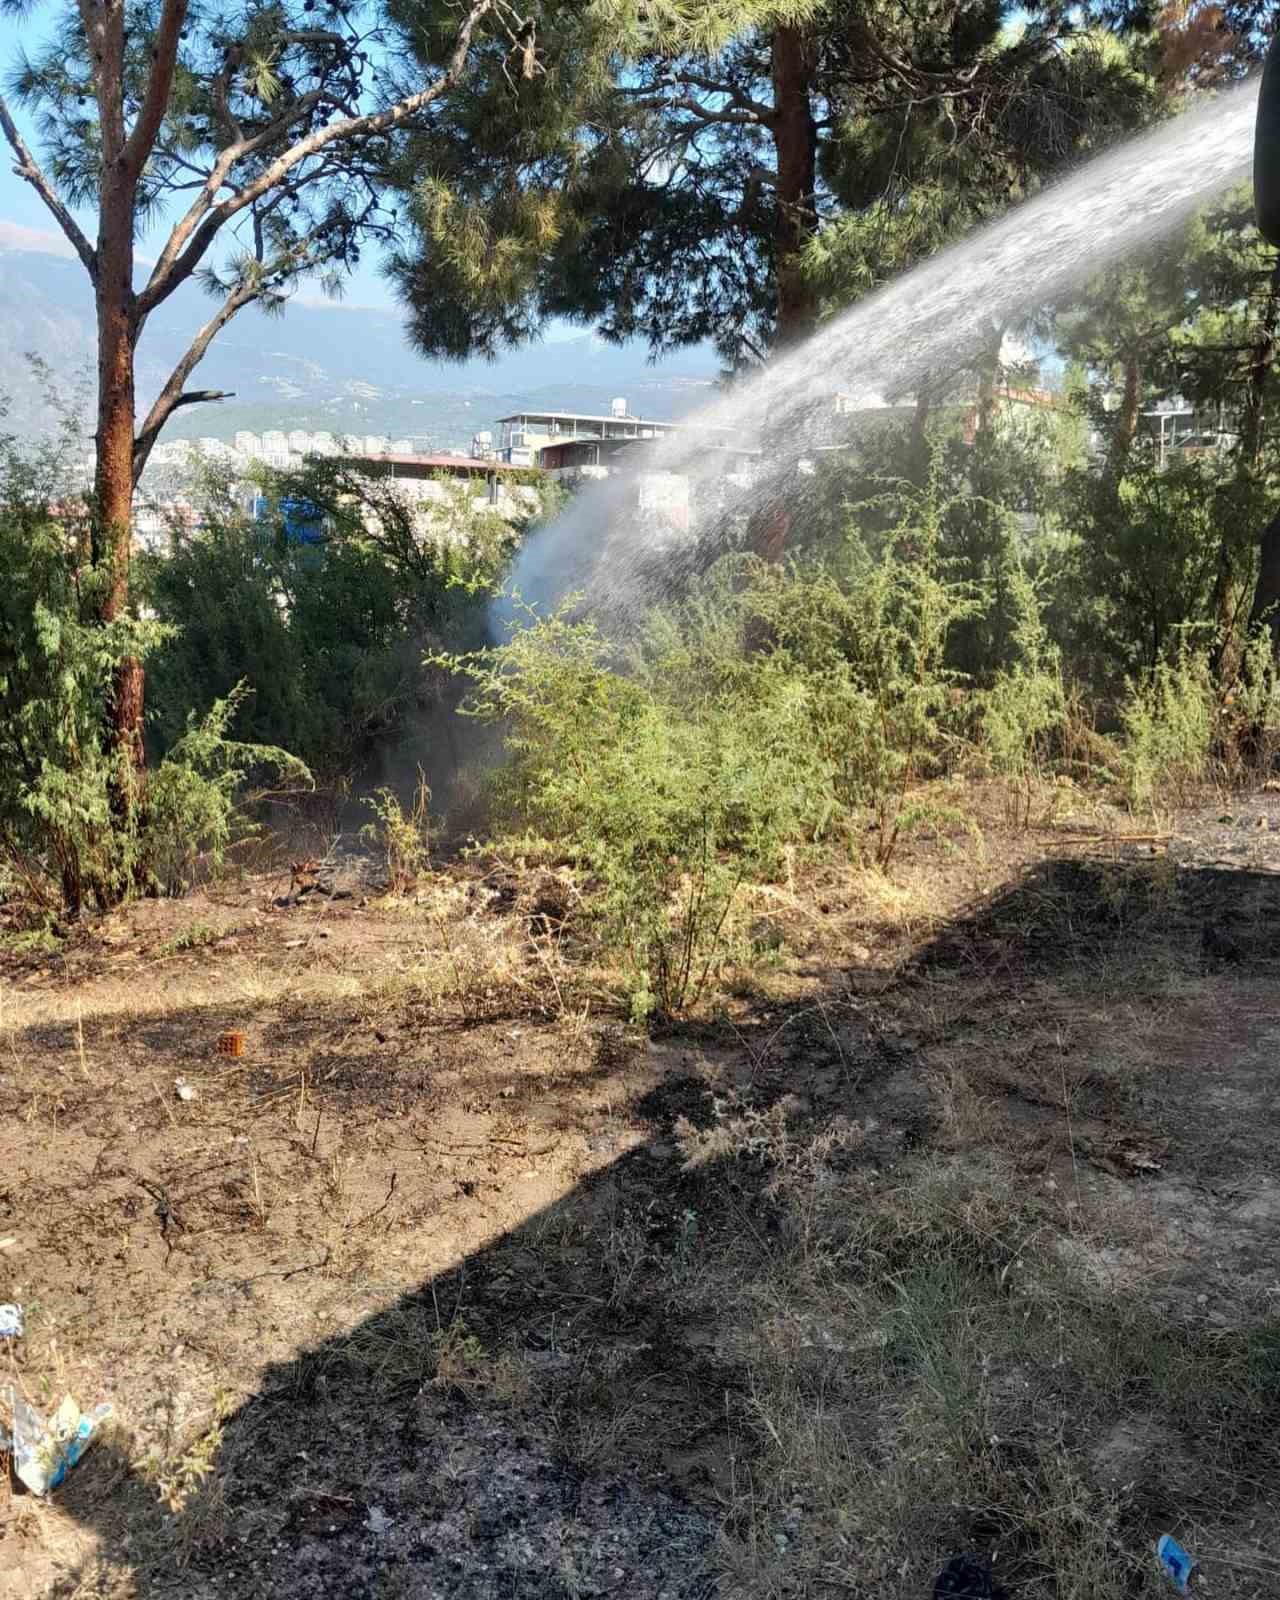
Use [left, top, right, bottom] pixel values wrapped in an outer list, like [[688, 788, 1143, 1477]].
[[670, 68, 773, 123], [137, 0, 497, 318], [133, 284, 258, 481], [0, 92, 98, 280], [77, 0, 127, 166], [124, 0, 189, 178]]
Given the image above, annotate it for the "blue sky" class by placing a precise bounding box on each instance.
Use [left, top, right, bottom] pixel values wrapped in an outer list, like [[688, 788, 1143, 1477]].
[[0, 124, 406, 310], [0, 18, 430, 315]]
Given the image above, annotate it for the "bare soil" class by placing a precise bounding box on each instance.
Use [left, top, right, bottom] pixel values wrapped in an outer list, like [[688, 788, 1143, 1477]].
[[2, 794, 1279, 1599]]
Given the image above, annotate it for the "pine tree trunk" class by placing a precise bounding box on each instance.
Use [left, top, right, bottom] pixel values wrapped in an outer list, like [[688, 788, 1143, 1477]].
[[769, 25, 818, 350], [1109, 353, 1141, 471], [94, 173, 146, 885], [1240, 258, 1280, 672], [1220, 259, 1280, 684], [1251, 510, 1280, 648], [974, 324, 1003, 445], [910, 387, 932, 488]]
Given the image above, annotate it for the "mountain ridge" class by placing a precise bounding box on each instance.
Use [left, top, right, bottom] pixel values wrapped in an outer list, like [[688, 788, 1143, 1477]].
[[0, 243, 721, 451]]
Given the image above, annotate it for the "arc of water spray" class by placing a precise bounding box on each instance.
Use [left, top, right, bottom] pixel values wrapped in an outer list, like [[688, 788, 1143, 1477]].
[[505, 78, 1259, 626]]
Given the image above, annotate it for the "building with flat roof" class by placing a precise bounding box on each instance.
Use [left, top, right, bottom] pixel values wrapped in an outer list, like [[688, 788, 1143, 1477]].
[[334, 450, 541, 517], [475, 397, 680, 467]]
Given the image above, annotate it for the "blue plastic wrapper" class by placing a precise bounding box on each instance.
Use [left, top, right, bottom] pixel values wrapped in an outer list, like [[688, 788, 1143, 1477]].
[[0, 1304, 22, 1339], [1156, 1534, 1196, 1592], [0, 1386, 113, 1495]]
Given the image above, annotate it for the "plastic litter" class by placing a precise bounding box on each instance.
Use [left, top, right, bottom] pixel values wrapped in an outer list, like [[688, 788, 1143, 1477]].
[[0, 1304, 22, 1339], [0, 1386, 113, 1495], [1156, 1534, 1197, 1592], [174, 1077, 196, 1102], [366, 1504, 394, 1536]]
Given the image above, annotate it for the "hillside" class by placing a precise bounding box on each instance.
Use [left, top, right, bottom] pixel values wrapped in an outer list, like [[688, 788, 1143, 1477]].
[[0, 245, 720, 450]]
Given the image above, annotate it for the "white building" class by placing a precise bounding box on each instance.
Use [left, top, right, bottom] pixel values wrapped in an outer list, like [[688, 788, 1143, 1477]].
[[477, 399, 679, 467]]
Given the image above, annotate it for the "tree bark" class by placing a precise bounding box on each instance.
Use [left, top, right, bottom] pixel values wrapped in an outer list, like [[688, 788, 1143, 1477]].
[[769, 25, 818, 350], [94, 144, 147, 851], [1109, 352, 1141, 472], [973, 324, 1004, 445], [1250, 510, 1280, 648], [1219, 258, 1280, 683], [1239, 259, 1280, 472], [910, 387, 932, 488]]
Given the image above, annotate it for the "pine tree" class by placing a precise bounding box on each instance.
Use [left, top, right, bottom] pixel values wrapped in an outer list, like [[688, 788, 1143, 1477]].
[[389, 2, 1163, 366], [0, 0, 528, 873]]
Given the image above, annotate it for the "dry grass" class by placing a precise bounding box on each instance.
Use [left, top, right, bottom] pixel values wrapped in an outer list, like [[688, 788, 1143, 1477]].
[[4, 824, 1280, 1599]]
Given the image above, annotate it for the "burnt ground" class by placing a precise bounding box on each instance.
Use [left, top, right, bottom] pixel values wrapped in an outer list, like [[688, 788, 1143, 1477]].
[[2, 791, 1280, 1599]]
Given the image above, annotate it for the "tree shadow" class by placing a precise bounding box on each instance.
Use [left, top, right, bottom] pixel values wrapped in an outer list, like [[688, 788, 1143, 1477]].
[[18, 849, 1280, 1598]]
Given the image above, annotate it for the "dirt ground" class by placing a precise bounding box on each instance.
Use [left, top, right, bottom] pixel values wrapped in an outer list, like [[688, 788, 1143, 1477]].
[[2, 792, 1279, 1598]]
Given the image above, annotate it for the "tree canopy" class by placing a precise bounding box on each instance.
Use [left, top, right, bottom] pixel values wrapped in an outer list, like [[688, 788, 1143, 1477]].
[[388, 0, 1178, 367]]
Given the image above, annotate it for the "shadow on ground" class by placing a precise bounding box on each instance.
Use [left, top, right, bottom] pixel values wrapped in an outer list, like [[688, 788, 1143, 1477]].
[[18, 852, 1280, 1599]]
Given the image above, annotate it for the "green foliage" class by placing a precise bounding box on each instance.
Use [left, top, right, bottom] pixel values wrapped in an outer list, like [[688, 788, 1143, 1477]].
[[1118, 641, 1217, 810], [1110, 625, 1280, 811], [0, 498, 305, 913], [1050, 456, 1232, 686], [144, 461, 543, 790], [448, 501, 968, 1013], [145, 684, 310, 895], [448, 602, 754, 1017], [0, 412, 308, 916], [721, 535, 964, 865], [980, 569, 1066, 825], [158, 922, 222, 956], [390, 2, 1160, 365], [362, 773, 435, 894]]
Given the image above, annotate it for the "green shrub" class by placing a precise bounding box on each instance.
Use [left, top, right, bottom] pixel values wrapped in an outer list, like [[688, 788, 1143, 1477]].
[[980, 569, 1066, 826], [1118, 641, 1217, 810], [0, 428, 306, 915], [144, 460, 548, 792], [448, 513, 967, 1014], [1051, 458, 1230, 686], [451, 604, 754, 1017], [144, 685, 311, 894], [362, 771, 434, 893]]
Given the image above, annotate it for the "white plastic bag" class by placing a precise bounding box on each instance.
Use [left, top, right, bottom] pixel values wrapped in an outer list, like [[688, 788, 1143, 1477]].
[[1, 1386, 112, 1495]]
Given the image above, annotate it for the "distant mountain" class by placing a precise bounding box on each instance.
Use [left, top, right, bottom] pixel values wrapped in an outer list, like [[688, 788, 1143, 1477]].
[[0, 245, 721, 450]]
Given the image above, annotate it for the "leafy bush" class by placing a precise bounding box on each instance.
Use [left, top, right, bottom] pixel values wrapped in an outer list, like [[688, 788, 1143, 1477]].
[[980, 568, 1066, 826], [1118, 641, 1217, 810], [717, 545, 964, 865], [362, 771, 434, 892], [449, 511, 967, 1013], [1051, 458, 1231, 686], [0, 504, 305, 913], [0, 419, 306, 916], [451, 604, 753, 1017], [144, 685, 311, 894], [144, 460, 549, 791]]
